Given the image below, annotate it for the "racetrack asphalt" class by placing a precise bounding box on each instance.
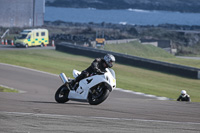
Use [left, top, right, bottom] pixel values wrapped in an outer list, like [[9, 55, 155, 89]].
[[0, 58, 200, 132]]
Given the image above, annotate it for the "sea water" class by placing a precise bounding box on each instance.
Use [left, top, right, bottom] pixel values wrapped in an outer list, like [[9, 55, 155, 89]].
[[45, 7, 200, 26]]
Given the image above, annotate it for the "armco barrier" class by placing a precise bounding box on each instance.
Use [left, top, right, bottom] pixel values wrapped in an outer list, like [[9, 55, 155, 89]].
[[56, 43, 200, 79]]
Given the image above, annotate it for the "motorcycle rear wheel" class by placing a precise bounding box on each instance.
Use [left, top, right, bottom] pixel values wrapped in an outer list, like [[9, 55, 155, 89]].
[[55, 85, 69, 103], [88, 85, 110, 105]]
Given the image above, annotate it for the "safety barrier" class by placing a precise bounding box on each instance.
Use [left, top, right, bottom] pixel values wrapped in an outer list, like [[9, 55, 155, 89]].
[[1, 39, 14, 46], [56, 42, 200, 79]]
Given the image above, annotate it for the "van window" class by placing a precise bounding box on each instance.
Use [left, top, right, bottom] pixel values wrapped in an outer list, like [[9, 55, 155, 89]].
[[18, 34, 28, 39], [41, 32, 45, 36], [36, 32, 39, 36], [21, 31, 31, 34], [27, 35, 31, 39]]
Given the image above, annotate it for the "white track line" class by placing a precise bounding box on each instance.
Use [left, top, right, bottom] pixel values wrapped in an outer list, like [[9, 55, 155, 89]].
[[0, 84, 26, 93], [115, 88, 170, 100], [1, 111, 200, 125], [0, 62, 169, 100], [0, 62, 58, 77]]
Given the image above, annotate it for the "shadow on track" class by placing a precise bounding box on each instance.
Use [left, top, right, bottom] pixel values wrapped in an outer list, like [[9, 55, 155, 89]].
[[24, 100, 89, 106]]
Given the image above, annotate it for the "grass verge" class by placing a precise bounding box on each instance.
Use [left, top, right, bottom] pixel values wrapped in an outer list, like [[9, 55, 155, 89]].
[[0, 49, 200, 102], [105, 42, 200, 68], [0, 85, 19, 93]]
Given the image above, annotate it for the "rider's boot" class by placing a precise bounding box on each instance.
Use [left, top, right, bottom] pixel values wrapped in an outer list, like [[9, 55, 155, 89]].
[[69, 73, 84, 90], [70, 79, 76, 87], [69, 79, 76, 90]]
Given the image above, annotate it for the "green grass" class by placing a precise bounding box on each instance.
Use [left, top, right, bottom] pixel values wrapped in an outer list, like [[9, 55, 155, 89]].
[[0, 85, 19, 93], [0, 49, 200, 102], [105, 41, 174, 58], [105, 41, 200, 68]]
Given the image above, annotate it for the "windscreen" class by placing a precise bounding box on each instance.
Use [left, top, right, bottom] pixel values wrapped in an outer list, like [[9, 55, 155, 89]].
[[17, 30, 31, 39], [108, 68, 116, 79], [18, 34, 28, 39]]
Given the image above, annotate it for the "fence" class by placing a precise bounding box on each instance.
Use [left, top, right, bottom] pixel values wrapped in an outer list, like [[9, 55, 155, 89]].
[[56, 42, 200, 79]]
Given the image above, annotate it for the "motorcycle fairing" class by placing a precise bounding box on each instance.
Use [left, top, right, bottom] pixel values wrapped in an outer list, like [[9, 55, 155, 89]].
[[68, 74, 113, 101]]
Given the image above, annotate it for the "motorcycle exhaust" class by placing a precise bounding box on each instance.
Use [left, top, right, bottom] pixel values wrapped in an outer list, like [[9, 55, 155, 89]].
[[59, 73, 68, 84]]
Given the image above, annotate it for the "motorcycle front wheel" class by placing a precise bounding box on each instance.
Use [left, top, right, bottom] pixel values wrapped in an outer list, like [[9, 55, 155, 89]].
[[55, 85, 69, 103], [88, 85, 110, 105]]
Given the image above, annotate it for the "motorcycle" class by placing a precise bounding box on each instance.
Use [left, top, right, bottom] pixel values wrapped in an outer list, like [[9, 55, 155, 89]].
[[55, 68, 116, 105]]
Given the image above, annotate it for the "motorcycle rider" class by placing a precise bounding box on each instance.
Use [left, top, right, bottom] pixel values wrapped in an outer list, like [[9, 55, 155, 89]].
[[177, 90, 191, 102], [69, 54, 116, 89], [59, 54, 116, 93]]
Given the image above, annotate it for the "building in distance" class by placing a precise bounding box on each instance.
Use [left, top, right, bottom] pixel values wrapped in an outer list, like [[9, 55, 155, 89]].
[[0, 0, 45, 27]]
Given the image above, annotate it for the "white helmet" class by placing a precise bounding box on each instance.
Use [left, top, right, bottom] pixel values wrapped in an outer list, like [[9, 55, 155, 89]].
[[104, 54, 115, 68], [181, 90, 187, 97]]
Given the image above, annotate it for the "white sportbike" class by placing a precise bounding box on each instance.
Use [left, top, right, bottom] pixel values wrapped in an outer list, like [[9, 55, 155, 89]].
[[55, 68, 116, 105]]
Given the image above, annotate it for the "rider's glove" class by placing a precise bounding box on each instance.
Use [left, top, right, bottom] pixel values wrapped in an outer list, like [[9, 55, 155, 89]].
[[96, 69, 104, 74]]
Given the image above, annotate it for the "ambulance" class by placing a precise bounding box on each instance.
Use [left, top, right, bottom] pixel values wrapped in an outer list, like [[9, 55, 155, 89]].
[[15, 29, 49, 48]]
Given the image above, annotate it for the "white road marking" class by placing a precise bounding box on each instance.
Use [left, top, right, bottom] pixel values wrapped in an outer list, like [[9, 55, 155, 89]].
[[0, 84, 26, 93], [1, 111, 200, 125], [0, 62, 58, 77], [115, 88, 170, 100]]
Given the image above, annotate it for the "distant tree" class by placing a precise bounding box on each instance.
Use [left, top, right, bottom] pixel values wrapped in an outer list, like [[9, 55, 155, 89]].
[[127, 27, 138, 36]]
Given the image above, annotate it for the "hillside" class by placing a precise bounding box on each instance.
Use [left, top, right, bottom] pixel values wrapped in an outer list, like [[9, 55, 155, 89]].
[[105, 41, 174, 58], [104, 42, 200, 68], [45, 0, 200, 13]]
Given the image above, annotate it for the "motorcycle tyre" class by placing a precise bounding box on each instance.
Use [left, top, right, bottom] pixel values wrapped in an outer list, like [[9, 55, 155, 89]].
[[88, 88, 109, 105], [55, 85, 69, 103]]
